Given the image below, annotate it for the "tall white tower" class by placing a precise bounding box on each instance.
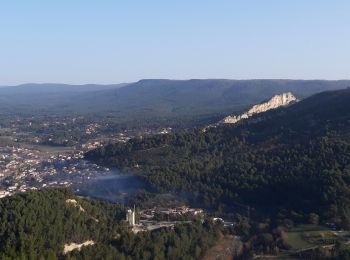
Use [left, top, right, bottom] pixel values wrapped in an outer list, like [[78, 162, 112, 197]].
[[126, 206, 135, 226]]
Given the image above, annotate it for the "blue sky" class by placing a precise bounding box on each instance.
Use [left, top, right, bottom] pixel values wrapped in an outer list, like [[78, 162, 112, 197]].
[[0, 1, 349, 85]]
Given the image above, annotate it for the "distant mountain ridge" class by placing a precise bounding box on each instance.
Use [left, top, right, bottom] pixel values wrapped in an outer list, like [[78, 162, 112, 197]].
[[1, 79, 349, 127], [0, 83, 128, 93]]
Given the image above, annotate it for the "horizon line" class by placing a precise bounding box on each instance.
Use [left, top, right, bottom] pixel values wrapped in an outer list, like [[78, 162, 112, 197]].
[[2, 78, 350, 88]]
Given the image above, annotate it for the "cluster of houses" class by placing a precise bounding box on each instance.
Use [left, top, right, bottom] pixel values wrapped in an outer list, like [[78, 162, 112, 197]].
[[140, 206, 203, 218], [0, 145, 110, 199], [125, 205, 204, 234]]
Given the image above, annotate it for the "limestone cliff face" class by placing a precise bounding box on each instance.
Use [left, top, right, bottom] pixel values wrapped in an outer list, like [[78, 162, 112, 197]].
[[222, 92, 298, 124]]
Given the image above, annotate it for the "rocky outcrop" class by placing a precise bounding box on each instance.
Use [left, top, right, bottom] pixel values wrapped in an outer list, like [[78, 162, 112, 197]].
[[63, 240, 95, 254], [66, 199, 85, 212], [222, 92, 298, 124]]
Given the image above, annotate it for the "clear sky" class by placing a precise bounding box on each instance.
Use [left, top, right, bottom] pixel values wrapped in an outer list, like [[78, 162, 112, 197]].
[[1, 0, 349, 85]]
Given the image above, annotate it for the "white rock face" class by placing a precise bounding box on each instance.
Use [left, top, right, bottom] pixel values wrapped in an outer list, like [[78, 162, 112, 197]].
[[63, 240, 95, 254], [66, 199, 85, 212], [222, 92, 298, 124]]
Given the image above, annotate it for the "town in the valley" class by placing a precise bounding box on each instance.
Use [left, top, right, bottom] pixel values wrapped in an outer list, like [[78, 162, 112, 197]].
[[0, 114, 172, 198], [0, 115, 215, 233]]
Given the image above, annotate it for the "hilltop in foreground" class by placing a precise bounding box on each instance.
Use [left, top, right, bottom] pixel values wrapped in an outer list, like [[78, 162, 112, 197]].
[[0, 189, 220, 259]]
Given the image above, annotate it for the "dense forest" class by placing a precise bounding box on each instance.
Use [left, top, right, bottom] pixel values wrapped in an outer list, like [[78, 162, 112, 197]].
[[86, 88, 350, 227], [0, 189, 221, 259]]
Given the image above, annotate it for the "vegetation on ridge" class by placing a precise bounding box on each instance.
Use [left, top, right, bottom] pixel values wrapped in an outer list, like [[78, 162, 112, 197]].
[[86, 89, 350, 227]]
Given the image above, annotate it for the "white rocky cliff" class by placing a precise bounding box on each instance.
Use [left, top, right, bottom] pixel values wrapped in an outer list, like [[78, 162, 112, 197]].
[[222, 92, 298, 124]]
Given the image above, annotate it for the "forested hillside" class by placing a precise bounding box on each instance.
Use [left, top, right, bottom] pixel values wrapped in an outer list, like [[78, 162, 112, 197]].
[[70, 79, 350, 116], [86, 88, 350, 226], [0, 189, 125, 259], [0, 189, 220, 259]]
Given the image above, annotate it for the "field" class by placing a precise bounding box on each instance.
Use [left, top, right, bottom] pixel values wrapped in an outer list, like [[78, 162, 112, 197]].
[[0, 136, 15, 145], [24, 143, 75, 154], [286, 225, 338, 250]]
